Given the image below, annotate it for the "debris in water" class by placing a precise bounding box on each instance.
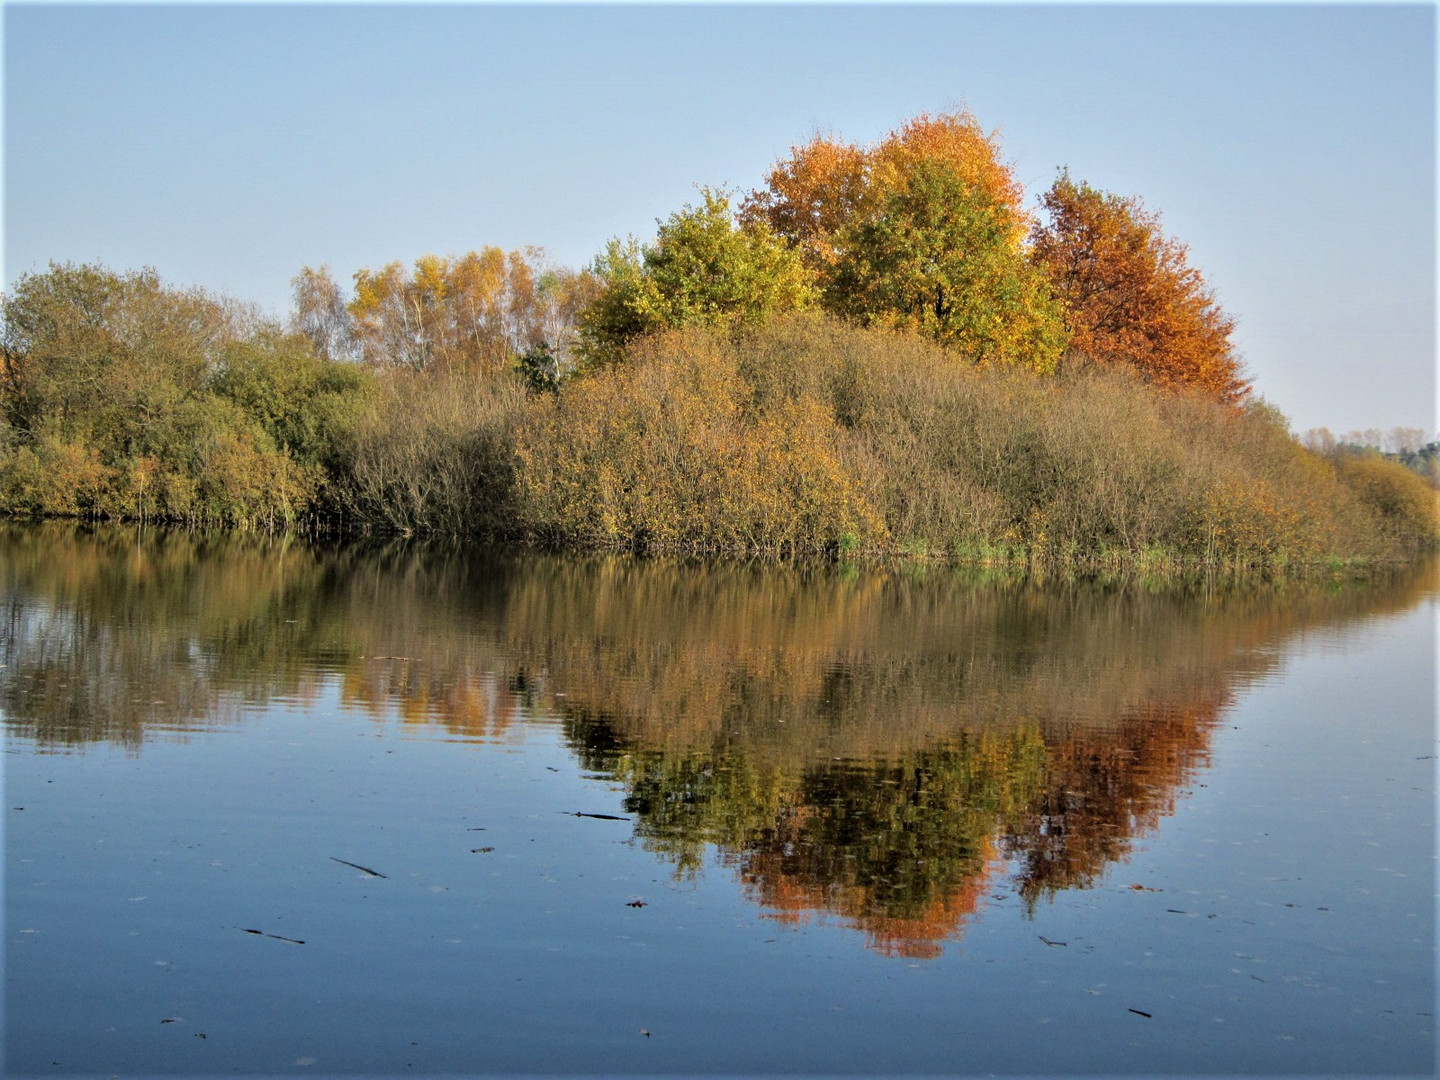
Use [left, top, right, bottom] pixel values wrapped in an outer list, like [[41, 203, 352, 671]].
[[639, 1028, 651, 1037], [1128, 884, 1160, 892], [1129, 1009, 1152, 1018], [471, 847, 495, 854], [1037, 935, 1067, 947], [627, 899, 648, 908], [237, 927, 305, 945], [570, 812, 628, 821], [330, 857, 387, 878]]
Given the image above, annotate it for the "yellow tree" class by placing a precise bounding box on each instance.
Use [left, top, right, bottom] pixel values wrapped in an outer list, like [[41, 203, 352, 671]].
[[348, 248, 575, 376], [1030, 172, 1249, 405], [743, 110, 1028, 286]]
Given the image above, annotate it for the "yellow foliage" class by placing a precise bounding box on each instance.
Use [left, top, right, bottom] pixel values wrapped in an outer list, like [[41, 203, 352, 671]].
[[514, 327, 885, 554]]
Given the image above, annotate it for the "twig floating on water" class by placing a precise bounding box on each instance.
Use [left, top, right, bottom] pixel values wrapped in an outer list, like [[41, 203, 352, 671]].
[[237, 927, 305, 945], [330, 857, 387, 878], [569, 812, 629, 821], [1128, 1009, 1152, 1018], [1038, 935, 1068, 947]]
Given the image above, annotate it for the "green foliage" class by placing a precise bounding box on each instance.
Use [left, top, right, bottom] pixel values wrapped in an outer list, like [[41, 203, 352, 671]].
[[516, 342, 562, 395], [0, 263, 372, 527], [577, 190, 815, 367], [829, 161, 1068, 371]]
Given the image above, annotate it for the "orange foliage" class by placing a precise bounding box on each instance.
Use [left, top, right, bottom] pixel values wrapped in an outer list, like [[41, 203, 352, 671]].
[[742, 136, 869, 271], [743, 109, 1026, 280], [1031, 173, 1249, 405]]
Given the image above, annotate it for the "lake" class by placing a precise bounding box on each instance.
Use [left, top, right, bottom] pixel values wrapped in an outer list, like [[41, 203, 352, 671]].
[[3, 523, 1435, 1077]]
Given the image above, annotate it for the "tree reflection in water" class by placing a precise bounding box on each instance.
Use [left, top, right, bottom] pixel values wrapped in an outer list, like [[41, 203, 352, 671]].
[[3, 522, 1433, 957]]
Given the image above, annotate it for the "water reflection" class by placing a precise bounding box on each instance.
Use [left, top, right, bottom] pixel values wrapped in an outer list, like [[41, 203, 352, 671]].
[[3, 522, 1434, 957]]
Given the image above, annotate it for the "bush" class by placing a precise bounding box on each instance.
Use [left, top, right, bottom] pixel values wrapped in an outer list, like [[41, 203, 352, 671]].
[[514, 325, 883, 554], [337, 368, 524, 536], [1333, 452, 1440, 555]]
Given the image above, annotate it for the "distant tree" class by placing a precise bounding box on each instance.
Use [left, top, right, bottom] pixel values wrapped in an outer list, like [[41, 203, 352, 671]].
[[347, 248, 576, 375], [531, 265, 602, 380], [577, 189, 816, 366], [290, 265, 354, 361], [1030, 172, 1249, 405]]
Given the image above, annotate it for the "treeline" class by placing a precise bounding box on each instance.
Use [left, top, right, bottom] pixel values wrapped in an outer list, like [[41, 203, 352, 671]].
[[1301, 427, 1440, 487], [1, 110, 1436, 567]]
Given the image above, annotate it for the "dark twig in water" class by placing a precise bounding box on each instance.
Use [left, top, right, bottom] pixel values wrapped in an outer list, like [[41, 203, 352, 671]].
[[330, 857, 387, 878], [236, 927, 305, 945], [568, 811, 629, 821]]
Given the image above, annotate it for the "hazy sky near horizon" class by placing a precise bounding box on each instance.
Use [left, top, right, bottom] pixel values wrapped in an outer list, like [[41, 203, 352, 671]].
[[4, 3, 1435, 435]]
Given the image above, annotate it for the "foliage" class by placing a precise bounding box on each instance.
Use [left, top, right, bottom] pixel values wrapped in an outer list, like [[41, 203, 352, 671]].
[[1031, 171, 1249, 405], [510, 313, 1436, 566], [738, 109, 1064, 365], [1330, 452, 1440, 554], [0, 263, 370, 527], [4, 261, 1434, 567], [514, 324, 881, 554], [577, 189, 816, 367], [336, 367, 524, 536], [341, 248, 597, 377], [290, 264, 354, 361], [827, 160, 1066, 370], [742, 109, 1027, 280]]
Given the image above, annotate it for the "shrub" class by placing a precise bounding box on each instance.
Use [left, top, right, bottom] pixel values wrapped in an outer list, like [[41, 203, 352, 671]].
[[337, 368, 524, 536], [514, 325, 883, 554]]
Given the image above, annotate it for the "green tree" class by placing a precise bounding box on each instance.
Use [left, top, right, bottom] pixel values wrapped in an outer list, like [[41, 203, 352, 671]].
[[577, 189, 816, 365], [0, 263, 368, 525], [829, 161, 1067, 371]]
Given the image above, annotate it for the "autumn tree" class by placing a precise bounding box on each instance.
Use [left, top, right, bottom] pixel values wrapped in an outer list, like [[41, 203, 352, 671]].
[[578, 188, 815, 366], [347, 248, 578, 376], [290, 265, 354, 361], [741, 110, 1062, 367], [829, 160, 1067, 371], [1030, 172, 1249, 405]]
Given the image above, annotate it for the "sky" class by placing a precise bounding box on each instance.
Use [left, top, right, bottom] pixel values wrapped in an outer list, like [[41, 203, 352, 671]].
[[3, 2, 1435, 436]]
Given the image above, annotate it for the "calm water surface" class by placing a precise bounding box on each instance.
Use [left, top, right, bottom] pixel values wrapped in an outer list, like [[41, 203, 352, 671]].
[[3, 524, 1435, 1077]]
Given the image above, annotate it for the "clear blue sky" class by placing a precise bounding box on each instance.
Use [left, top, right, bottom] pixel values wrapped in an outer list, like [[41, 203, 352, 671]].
[[4, 3, 1435, 436]]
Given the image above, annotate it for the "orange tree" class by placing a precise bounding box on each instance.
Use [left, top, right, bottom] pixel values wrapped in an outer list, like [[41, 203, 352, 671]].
[[1030, 172, 1249, 405]]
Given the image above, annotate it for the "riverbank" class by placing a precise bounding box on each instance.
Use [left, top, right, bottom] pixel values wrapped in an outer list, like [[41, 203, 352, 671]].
[[2, 289, 1435, 573]]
